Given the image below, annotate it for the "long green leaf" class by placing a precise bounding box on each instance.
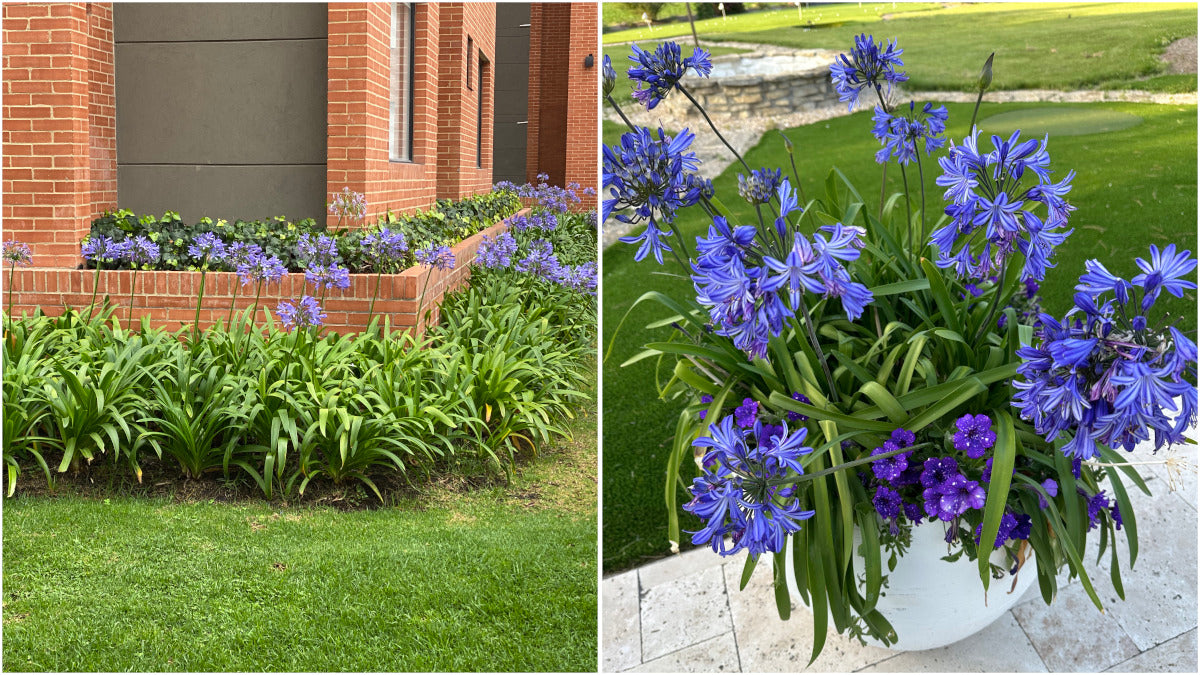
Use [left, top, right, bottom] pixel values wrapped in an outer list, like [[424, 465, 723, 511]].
[[977, 411, 1016, 594]]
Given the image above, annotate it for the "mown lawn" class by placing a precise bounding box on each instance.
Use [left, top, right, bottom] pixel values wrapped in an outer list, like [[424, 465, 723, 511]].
[[601, 101, 1198, 572], [603, 3, 1196, 93], [2, 388, 598, 672]]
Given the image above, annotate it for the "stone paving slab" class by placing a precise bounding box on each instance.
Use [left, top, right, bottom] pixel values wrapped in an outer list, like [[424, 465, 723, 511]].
[[1105, 629, 1197, 673], [603, 570, 642, 672], [640, 564, 733, 661], [1012, 580, 1141, 672], [630, 632, 740, 673], [858, 612, 1047, 673]]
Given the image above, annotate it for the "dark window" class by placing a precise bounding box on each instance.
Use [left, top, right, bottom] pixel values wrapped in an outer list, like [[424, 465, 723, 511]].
[[466, 36, 473, 89], [389, 3, 416, 161], [477, 55, 487, 168]]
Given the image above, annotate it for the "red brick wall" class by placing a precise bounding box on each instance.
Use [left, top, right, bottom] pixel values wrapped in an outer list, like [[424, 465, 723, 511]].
[[525, 3, 597, 208], [435, 2, 495, 200], [2, 1, 116, 268], [326, 2, 496, 226], [6, 210, 526, 336]]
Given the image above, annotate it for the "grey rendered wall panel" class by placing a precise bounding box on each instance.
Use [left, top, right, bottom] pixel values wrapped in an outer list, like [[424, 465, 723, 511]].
[[113, 3, 328, 42], [114, 3, 327, 222], [492, 2, 530, 184], [117, 165, 326, 223]]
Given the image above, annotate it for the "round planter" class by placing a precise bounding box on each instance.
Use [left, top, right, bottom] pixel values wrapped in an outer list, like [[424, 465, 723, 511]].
[[786, 520, 1037, 651]]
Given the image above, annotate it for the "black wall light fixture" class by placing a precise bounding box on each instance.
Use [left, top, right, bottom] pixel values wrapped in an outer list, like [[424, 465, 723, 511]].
[[584, 53, 594, 68]]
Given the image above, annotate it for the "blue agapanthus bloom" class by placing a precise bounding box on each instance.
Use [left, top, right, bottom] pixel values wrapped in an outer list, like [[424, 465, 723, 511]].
[[870, 101, 949, 165], [81, 234, 119, 264], [226, 242, 263, 271], [276, 295, 325, 331], [360, 227, 408, 267], [737, 168, 782, 205], [602, 53, 617, 97], [514, 239, 560, 278], [509, 212, 558, 232], [691, 179, 874, 359], [931, 128, 1075, 282], [829, 34, 908, 112], [2, 240, 32, 267], [297, 234, 340, 267], [237, 252, 287, 286], [1013, 247, 1197, 460], [627, 41, 712, 110], [188, 232, 227, 265], [684, 414, 816, 556], [476, 232, 518, 269], [304, 263, 351, 290], [121, 235, 160, 267], [603, 126, 704, 264], [415, 244, 455, 270]]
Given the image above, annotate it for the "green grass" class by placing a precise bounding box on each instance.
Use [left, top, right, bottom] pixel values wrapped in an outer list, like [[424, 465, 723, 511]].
[[603, 3, 1196, 93], [2, 392, 599, 672], [601, 102, 1197, 572], [603, 3, 943, 42]]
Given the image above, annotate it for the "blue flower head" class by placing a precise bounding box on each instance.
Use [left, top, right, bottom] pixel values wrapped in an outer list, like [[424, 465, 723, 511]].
[[737, 168, 782, 205], [684, 414, 816, 556], [931, 128, 1075, 282], [188, 232, 227, 266], [276, 295, 325, 332], [871, 101, 949, 165], [627, 41, 712, 110], [3, 240, 32, 267], [829, 34, 908, 111]]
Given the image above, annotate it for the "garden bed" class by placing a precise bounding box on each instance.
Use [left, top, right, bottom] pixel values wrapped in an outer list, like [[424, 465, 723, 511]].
[[6, 211, 526, 336]]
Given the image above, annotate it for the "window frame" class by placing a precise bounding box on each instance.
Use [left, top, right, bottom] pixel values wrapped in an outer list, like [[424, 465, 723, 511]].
[[389, 2, 417, 163]]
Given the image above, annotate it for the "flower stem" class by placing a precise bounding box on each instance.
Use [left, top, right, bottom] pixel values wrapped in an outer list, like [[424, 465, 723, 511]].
[[127, 268, 138, 331], [915, 149, 929, 256], [226, 277, 241, 328], [367, 269, 383, 327], [6, 263, 15, 321], [794, 298, 839, 404], [878, 162, 889, 222], [86, 263, 101, 320], [607, 95, 636, 131], [974, 256, 1010, 343], [969, 90, 984, 135], [676, 84, 752, 175], [899, 163, 914, 265], [192, 266, 208, 346]]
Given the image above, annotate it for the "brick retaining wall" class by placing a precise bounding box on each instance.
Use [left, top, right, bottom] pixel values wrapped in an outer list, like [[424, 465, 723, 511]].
[[3, 211, 523, 336]]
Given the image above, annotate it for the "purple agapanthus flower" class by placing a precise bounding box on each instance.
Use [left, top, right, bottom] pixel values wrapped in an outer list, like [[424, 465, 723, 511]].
[[276, 295, 325, 332], [737, 168, 782, 205], [188, 232, 227, 265], [870, 101, 948, 165], [121, 235, 160, 267], [328, 187, 367, 219], [684, 414, 815, 556], [953, 413, 996, 459], [415, 244, 455, 270], [602, 53, 616, 97], [81, 234, 118, 265], [297, 234, 341, 267], [360, 227, 408, 267], [476, 232, 518, 269], [226, 242, 263, 271], [734, 398, 759, 429], [627, 41, 712, 110], [3, 239, 33, 267], [237, 252, 287, 286], [829, 34, 908, 112], [305, 263, 351, 290], [931, 128, 1075, 282]]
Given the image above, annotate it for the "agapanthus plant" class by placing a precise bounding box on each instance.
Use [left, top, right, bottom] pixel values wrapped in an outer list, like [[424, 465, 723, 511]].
[[118, 235, 159, 328], [360, 227, 408, 324], [3, 239, 32, 319], [627, 41, 712, 110], [187, 232, 229, 342], [606, 33, 1196, 662]]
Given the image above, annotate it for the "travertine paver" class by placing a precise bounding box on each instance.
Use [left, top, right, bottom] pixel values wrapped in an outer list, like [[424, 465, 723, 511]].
[[639, 546, 739, 590], [1012, 581, 1141, 672], [630, 632, 741, 673], [1105, 629, 1197, 673], [858, 613, 1047, 673], [603, 570, 642, 672], [639, 564, 732, 661], [721, 556, 893, 672]]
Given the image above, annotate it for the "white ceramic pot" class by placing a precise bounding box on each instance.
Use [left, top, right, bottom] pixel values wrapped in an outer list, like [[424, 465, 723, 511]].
[[786, 519, 1038, 651]]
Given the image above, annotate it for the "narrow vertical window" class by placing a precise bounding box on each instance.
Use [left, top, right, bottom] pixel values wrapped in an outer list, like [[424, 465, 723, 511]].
[[477, 56, 486, 168], [389, 3, 416, 161], [466, 37, 474, 89]]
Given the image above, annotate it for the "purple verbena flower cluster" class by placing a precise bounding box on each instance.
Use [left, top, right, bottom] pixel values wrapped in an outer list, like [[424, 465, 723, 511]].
[[829, 34, 908, 112], [1013, 245, 1198, 459], [952, 413, 996, 459], [684, 414, 816, 556], [870, 101, 948, 165], [627, 41, 712, 110], [932, 129, 1075, 282], [691, 178, 873, 359]]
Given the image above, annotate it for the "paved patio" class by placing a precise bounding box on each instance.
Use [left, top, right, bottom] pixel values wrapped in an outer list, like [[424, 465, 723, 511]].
[[603, 441, 1197, 672]]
